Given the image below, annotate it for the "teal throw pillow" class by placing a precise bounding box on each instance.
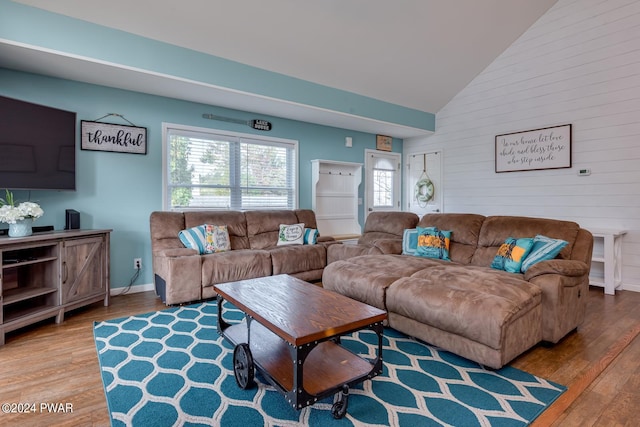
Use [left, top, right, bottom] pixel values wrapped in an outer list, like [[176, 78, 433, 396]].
[[416, 227, 451, 260], [401, 228, 419, 255], [303, 228, 319, 245], [178, 225, 208, 254], [491, 237, 535, 273], [520, 235, 568, 272]]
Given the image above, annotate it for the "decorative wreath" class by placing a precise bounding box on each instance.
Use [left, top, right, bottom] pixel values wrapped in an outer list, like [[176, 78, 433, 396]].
[[414, 177, 434, 207]]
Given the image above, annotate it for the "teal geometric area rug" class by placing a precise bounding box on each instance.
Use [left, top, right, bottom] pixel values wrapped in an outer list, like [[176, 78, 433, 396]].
[[94, 302, 565, 427]]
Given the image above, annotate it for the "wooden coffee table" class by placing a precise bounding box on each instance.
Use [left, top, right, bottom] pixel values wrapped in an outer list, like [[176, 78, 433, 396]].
[[214, 274, 387, 419]]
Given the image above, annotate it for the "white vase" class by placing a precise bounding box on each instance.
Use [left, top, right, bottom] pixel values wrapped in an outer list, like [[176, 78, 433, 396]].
[[9, 218, 33, 237]]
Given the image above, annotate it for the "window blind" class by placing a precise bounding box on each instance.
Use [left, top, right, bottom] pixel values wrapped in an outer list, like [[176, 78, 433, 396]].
[[164, 125, 297, 210]]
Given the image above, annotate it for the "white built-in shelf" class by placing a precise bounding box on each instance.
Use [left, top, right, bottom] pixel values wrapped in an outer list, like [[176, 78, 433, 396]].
[[588, 228, 626, 295], [311, 159, 362, 236]]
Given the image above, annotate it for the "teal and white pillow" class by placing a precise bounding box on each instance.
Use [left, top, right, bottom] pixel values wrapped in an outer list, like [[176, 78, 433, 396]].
[[277, 223, 305, 246], [179, 224, 230, 254], [402, 228, 419, 255], [491, 237, 534, 273], [303, 228, 319, 245], [520, 235, 568, 272], [416, 227, 451, 260]]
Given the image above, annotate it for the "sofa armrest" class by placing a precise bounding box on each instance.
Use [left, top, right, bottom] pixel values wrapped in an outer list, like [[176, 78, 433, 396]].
[[525, 259, 590, 343], [372, 239, 403, 254], [523, 259, 589, 281], [153, 251, 202, 305], [155, 248, 199, 257]]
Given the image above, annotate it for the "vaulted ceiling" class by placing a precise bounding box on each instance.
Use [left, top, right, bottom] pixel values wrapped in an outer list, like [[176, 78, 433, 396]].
[[3, 0, 558, 136]]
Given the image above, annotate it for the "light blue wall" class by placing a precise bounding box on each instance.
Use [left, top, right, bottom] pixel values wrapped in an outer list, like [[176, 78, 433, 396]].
[[0, 68, 398, 289]]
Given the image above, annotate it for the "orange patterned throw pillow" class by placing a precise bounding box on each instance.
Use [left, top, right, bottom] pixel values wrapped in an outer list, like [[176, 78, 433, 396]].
[[491, 237, 534, 273], [416, 227, 451, 260]]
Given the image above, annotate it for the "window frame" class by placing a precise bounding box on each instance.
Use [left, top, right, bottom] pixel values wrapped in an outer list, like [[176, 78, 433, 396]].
[[162, 122, 299, 211]]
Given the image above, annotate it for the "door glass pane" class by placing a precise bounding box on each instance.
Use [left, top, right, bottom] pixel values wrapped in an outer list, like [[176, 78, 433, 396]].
[[373, 169, 393, 207]]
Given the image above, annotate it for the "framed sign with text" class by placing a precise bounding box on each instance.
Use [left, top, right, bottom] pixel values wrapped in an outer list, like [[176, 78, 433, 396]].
[[81, 120, 147, 155], [495, 124, 571, 172]]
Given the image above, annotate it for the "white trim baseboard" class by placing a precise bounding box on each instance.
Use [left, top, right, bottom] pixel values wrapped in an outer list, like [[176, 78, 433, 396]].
[[110, 282, 155, 297]]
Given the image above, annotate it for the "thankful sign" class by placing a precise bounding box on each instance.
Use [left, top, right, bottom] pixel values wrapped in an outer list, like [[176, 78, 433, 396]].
[[81, 121, 147, 154], [495, 124, 571, 172]]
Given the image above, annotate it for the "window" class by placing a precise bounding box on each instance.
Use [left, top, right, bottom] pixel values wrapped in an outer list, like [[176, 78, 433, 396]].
[[364, 149, 401, 218], [373, 168, 394, 207], [163, 124, 298, 210], [372, 156, 396, 207]]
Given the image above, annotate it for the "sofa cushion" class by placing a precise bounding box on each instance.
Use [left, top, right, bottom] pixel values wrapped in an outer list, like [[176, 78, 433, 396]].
[[183, 211, 250, 250], [294, 209, 320, 229], [246, 210, 299, 249], [270, 244, 327, 275], [322, 254, 444, 309], [201, 249, 272, 286], [418, 213, 485, 264], [386, 264, 541, 350], [150, 211, 186, 251], [490, 237, 534, 273], [472, 216, 580, 266], [521, 235, 568, 272], [327, 243, 382, 264], [360, 211, 419, 245], [277, 223, 305, 245]]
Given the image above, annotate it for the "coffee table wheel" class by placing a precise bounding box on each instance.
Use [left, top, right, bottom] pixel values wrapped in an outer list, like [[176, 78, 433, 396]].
[[331, 385, 349, 419], [233, 343, 255, 389]]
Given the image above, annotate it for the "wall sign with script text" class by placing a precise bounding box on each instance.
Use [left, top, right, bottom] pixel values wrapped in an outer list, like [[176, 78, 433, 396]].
[[495, 124, 571, 172], [81, 121, 147, 155]]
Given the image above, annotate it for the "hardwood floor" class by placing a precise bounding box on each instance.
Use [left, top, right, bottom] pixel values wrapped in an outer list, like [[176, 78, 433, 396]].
[[0, 286, 638, 426]]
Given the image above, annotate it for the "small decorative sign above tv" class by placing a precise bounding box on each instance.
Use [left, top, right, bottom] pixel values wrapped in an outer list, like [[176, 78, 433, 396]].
[[249, 119, 272, 131], [81, 120, 147, 155], [495, 124, 571, 173]]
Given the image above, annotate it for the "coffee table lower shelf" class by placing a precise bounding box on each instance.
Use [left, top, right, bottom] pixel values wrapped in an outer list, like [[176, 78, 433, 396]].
[[218, 310, 383, 418]]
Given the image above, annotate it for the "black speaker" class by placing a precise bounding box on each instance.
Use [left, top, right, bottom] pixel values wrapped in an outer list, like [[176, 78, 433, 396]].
[[65, 209, 80, 230]]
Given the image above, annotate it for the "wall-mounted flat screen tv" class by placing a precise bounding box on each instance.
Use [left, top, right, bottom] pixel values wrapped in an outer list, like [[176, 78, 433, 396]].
[[0, 95, 76, 190]]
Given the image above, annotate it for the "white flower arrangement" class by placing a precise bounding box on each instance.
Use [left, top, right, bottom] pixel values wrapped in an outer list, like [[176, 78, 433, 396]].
[[0, 190, 44, 224]]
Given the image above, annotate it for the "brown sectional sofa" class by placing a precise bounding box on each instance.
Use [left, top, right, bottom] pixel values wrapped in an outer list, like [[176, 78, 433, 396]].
[[150, 209, 334, 305], [323, 212, 593, 369]]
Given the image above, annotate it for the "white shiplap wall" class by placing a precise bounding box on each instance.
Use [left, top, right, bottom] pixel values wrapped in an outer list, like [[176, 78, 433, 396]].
[[405, 0, 640, 292]]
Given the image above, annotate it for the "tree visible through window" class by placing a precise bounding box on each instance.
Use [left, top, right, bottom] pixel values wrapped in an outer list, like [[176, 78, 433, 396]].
[[163, 125, 298, 210]]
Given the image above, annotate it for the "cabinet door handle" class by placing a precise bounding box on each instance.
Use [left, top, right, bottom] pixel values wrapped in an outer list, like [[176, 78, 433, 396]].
[[63, 261, 68, 283]]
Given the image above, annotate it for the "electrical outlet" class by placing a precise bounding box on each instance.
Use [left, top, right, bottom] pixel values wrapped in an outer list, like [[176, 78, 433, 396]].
[[134, 258, 142, 270]]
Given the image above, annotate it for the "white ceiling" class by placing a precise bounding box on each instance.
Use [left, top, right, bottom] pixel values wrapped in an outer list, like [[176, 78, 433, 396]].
[[4, 0, 558, 137]]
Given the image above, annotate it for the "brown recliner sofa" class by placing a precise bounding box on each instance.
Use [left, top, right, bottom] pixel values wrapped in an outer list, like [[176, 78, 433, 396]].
[[323, 212, 593, 369], [150, 209, 335, 305]]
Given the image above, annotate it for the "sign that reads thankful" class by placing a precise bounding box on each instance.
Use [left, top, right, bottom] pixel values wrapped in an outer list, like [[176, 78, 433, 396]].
[[81, 120, 147, 155], [495, 124, 571, 173]]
